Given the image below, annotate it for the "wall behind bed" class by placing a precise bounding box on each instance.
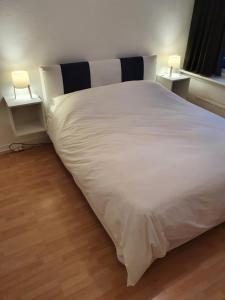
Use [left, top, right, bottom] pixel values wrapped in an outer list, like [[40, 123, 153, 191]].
[[0, 0, 194, 151]]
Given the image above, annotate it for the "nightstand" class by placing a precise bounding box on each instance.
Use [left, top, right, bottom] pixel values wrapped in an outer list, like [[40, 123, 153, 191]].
[[157, 74, 190, 99], [4, 97, 46, 137]]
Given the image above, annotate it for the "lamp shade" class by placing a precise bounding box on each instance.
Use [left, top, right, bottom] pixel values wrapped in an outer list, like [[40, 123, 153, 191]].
[[12, 71, 30, 89], [168, 55, 181, 69]]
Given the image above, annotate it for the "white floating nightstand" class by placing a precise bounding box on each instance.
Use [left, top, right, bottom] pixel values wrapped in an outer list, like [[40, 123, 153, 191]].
[[157, 73, 191, 99], [4, 97, 46, 137]]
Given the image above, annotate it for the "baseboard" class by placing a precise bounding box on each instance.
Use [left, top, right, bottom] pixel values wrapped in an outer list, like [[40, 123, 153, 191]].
[[0, 144, 11, 154], [196, 96, 225, 109], [0, 135, 51, 154], [190, 96, 225, 118]]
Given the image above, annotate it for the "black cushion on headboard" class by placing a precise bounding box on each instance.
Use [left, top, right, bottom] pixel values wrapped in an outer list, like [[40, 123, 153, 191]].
[[120, 56, 144, 82], [60, 56, 144, 94], [60, 62, 91, 94]]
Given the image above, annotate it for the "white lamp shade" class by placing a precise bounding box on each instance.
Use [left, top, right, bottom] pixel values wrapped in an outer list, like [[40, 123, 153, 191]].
[[12, 71, 30, 89], [168, 55, 181, 69]]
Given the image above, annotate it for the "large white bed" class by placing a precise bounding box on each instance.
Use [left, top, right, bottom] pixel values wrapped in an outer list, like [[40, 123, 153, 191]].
[[40, 56, 225, 286]]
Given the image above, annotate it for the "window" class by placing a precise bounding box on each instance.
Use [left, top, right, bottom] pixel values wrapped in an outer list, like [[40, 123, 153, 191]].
[[221, 47, 225, 77], [221, 35, 225, 73], [222, 55, 225, 70]]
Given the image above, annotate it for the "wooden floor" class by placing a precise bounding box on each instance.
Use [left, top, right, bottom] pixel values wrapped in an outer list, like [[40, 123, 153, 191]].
[[0, 145, 225, 300]]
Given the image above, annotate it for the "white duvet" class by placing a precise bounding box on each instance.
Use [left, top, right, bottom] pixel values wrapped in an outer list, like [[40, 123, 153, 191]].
[[48, 81, 225, 286]]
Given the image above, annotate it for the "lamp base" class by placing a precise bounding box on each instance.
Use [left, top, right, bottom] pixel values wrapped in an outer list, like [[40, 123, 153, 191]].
[[28, 85, 33, 98], [13, 86, 16, 99], [170, 66, 173, 77], [13, 85, 33, 99]]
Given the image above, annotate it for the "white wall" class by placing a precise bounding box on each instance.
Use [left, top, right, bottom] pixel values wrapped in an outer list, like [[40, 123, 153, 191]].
[[0, 0, 195, 150]]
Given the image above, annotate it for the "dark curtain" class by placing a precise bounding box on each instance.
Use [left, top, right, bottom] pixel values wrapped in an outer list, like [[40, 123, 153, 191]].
[[183, 0, 225, 76]]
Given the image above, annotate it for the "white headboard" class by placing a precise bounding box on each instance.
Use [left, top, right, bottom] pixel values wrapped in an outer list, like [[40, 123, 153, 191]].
[[40, 55, 157, 109]]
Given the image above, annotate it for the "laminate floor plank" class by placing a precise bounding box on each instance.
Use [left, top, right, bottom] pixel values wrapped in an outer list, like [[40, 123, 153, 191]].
[[0, 145, 224, 300]]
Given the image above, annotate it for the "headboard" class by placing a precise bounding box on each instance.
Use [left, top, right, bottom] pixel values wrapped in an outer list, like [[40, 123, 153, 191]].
[[40, 55, 157, 109]]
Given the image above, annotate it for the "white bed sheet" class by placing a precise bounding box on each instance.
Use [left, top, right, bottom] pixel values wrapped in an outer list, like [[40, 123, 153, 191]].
[[48, 81, 225, 286]]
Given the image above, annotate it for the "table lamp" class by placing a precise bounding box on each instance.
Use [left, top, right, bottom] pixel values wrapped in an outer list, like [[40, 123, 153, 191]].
[[168, 55, 181, 77], [11, 70, 32, 99]]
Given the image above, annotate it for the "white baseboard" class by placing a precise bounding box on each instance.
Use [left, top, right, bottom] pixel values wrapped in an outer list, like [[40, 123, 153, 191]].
[[0, 144, 11, 154], [0, 135, 51, 154], [190, 96, 225, 118]]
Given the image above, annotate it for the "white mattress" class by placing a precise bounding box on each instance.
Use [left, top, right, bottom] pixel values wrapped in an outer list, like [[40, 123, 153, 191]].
[[48, 81, 225, 286]]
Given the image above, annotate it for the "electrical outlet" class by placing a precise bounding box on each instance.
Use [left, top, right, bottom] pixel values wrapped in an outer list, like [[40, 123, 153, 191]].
[[10, 143, 24, 152]]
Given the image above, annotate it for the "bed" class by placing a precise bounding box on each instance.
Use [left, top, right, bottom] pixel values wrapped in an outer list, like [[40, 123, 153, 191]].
[[40, 56, 225, 286]]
